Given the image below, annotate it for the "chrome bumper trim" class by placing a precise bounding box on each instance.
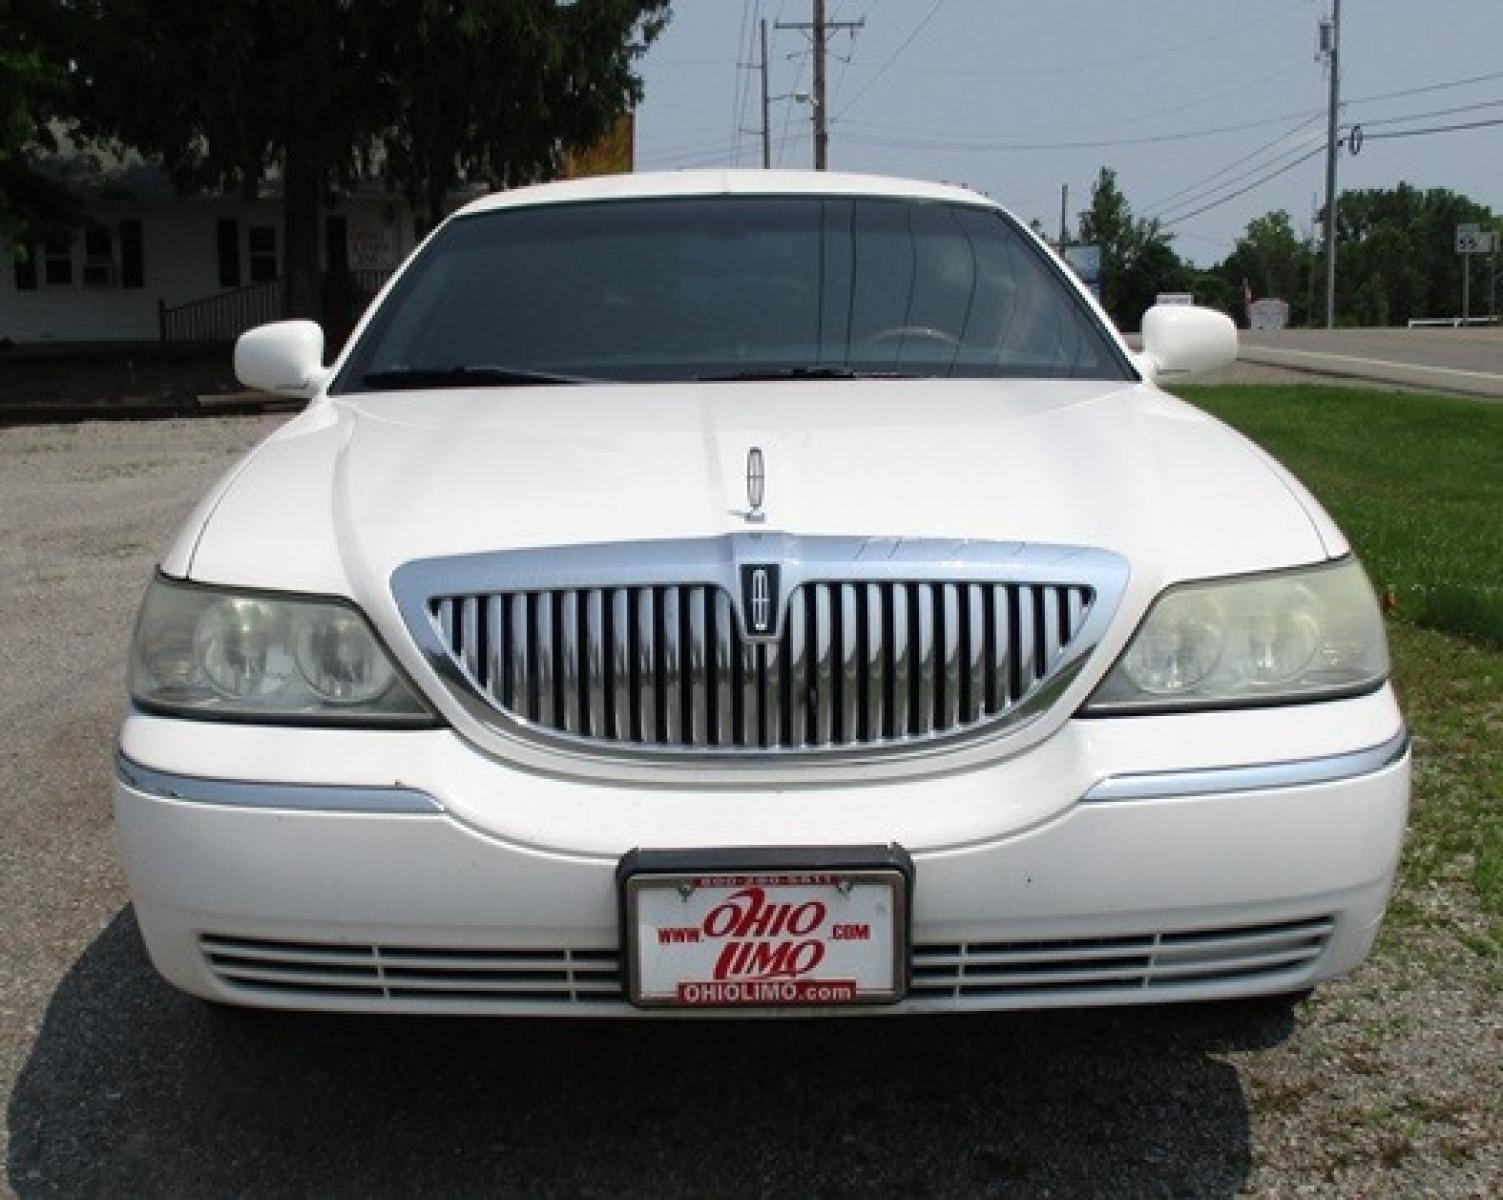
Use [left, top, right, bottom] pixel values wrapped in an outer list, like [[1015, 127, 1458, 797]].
[[115, 752, 444, 814], [1081, 727, 1409, 803]]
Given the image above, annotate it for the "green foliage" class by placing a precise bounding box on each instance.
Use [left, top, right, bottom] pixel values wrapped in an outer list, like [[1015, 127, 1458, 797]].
[[28, 0, 670, 314], [1335, 185, 1494, 323], [1208, 185, 1496, 327], [374, 0, 671, 231], [1078, 166, 1190, 331], [0, 0, 76, 241], [1177, 384, 1503, 648], [1218, 210, 1314, 326], [1386, 624, 1503, 936]]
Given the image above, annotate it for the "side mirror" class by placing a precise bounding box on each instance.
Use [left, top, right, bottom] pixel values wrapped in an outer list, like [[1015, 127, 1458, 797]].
[[1138, 305, 1237, 382], [234, 320, 329, 398]]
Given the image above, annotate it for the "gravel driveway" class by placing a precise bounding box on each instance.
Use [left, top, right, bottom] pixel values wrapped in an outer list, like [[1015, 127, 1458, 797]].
[[1, 415, 1497, 1198]]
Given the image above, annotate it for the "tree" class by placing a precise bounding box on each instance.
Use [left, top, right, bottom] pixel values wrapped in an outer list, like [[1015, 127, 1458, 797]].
[[50, 0, 669, 318], [1077, 167, 1189, 331], [374, 0, 670, 233], [1217, 211, 1313, 326], [0, 0, 76, 244]]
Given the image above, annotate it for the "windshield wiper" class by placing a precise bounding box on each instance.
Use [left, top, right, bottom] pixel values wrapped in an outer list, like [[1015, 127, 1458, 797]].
[[692, 365, 918, 382], [355, 365, 597, 390]]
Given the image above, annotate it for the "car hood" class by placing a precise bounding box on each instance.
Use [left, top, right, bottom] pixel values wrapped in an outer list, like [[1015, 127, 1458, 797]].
[[185, 378, 1333, 615]]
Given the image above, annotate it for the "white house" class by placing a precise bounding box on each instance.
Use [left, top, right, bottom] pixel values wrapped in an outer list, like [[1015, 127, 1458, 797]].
[[1, 149, 419, 345]]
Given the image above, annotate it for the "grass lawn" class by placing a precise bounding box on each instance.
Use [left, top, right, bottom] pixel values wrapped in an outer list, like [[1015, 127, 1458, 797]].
[[1176, 384, 1503, 648], [1175, 384, 1502, 947]]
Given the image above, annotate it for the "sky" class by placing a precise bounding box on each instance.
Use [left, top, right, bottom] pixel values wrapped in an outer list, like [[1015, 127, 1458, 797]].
[[633, 0, 1503, 267]]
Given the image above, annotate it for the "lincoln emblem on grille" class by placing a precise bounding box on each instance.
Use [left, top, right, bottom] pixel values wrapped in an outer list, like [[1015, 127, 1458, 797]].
[[739, 563, 781, 639], [745, 447, 766, 523]]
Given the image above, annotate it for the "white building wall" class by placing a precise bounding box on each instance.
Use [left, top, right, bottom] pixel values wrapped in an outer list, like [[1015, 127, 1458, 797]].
[[1, 193, 414, 344]]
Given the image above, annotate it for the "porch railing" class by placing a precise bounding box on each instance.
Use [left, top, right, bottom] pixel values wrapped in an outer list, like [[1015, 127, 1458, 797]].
[[158, 280, 282, 342], [158, 269, 395, 344]]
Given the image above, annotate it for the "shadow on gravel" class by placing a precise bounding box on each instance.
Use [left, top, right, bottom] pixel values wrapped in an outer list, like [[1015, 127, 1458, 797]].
[[8, 908, 1295, 1197]]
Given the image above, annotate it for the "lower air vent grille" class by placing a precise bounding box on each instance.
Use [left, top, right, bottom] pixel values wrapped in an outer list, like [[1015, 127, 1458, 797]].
[[200, 936, 623, 1004], [909, 916, 1334, 998]]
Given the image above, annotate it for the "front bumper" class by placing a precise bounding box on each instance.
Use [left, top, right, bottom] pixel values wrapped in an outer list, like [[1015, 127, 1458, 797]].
[[114, 690, 1409, 1016]]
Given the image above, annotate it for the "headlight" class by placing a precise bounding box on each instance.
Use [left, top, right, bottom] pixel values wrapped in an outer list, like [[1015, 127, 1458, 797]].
[[130, 576, 435, 725], [1083, 559, 1388, 714]]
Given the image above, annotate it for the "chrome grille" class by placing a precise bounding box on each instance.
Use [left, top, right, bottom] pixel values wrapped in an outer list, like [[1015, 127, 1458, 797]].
[[428, 579, 1094, 752]]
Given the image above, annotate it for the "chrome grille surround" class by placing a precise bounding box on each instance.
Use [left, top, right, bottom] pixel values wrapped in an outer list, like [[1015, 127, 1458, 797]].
[[394, 535, 1128, 766]]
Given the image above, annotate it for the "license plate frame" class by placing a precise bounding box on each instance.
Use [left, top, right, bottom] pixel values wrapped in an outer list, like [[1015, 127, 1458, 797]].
[[618, 845, 913, 1009]]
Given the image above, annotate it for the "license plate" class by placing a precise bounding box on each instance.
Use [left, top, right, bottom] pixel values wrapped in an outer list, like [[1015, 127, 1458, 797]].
[[622, 854, 909, 1008]]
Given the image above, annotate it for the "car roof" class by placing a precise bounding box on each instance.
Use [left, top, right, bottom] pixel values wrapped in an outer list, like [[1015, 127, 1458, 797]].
[[451, 169, 1004, 218]]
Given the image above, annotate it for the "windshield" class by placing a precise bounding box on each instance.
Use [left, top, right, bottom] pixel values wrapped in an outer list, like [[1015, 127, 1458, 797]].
[[333, 195, 1133, 391]]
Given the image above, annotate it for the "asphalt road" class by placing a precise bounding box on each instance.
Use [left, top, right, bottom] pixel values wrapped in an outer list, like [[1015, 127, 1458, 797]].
[[1236, 326, 1503, 399]]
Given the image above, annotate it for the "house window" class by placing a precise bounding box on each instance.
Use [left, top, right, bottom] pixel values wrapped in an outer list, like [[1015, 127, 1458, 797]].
[[43, 232, 73, 286], [83, 226, 115, 287], [217, 218, 240, 288], [13, 247, 38, 291], [248, 226, 278, 283], [120, 220, 144, 289]]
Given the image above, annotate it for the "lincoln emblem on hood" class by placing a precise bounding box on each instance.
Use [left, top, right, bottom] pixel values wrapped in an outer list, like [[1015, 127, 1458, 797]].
[[746, 447, 766, 523]]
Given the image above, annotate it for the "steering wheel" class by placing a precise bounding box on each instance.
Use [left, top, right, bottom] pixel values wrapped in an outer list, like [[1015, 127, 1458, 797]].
[[861, 325, 962, 349]]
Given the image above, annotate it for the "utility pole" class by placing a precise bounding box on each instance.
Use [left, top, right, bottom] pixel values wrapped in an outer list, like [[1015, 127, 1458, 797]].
[[759, 19, 772, 169], [1059, 184, 1069, 248], [777, 1, 863, 170], [1320, 0, 1342, 328]]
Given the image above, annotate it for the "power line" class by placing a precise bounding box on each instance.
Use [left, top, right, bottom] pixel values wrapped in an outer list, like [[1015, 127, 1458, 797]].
[[833, 0, 945, 120], [1358, 97, 1503, 128], [728, 0, 754, 167], [1362, 115, 1503, 141], [839, 105, 1332, 152], [1346, 67, 1503, 107], [1159, 146, 1326, 228], [1156, 139, 1326, 225], [1140, 115, 1326, 214], [838, 0, 1306, 82], [840, 59, 1310, 143]]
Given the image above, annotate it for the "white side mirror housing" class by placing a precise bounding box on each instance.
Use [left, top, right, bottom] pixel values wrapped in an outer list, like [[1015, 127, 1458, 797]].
[[1139, 305, 1238, 382], [234, 320, 330, 398]]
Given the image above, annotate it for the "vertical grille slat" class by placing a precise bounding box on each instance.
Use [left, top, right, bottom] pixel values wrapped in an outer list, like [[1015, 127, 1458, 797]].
[[989, 584, 1010, 713], [839, 584, 860, 745], [535, 594, 556, 727], [610, 590, 630, 740], [559, 592, 581, 735], [763, 638, 784, 748], [865, 583, 886, 742], [429, 571, 1095, 754], [890, 583, 912, 739], [787, 593, 809, 747], [940, 583, 961, 732], [662, 588, 683, 745], [965, 584, 986, 725], [813, 584, 834, 746], [460, 597, 481, 682], [914, 584, 936, 737], [739, 639, 759, 748], [509, 594, 530, 719], [585, 590, 606, 739], [687, 586, 709, 748], [713, 591, 734, 746], [1042, 586, 1065, 675], [636, 588, 657, 744], [1013, 585, 1036, 703]]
